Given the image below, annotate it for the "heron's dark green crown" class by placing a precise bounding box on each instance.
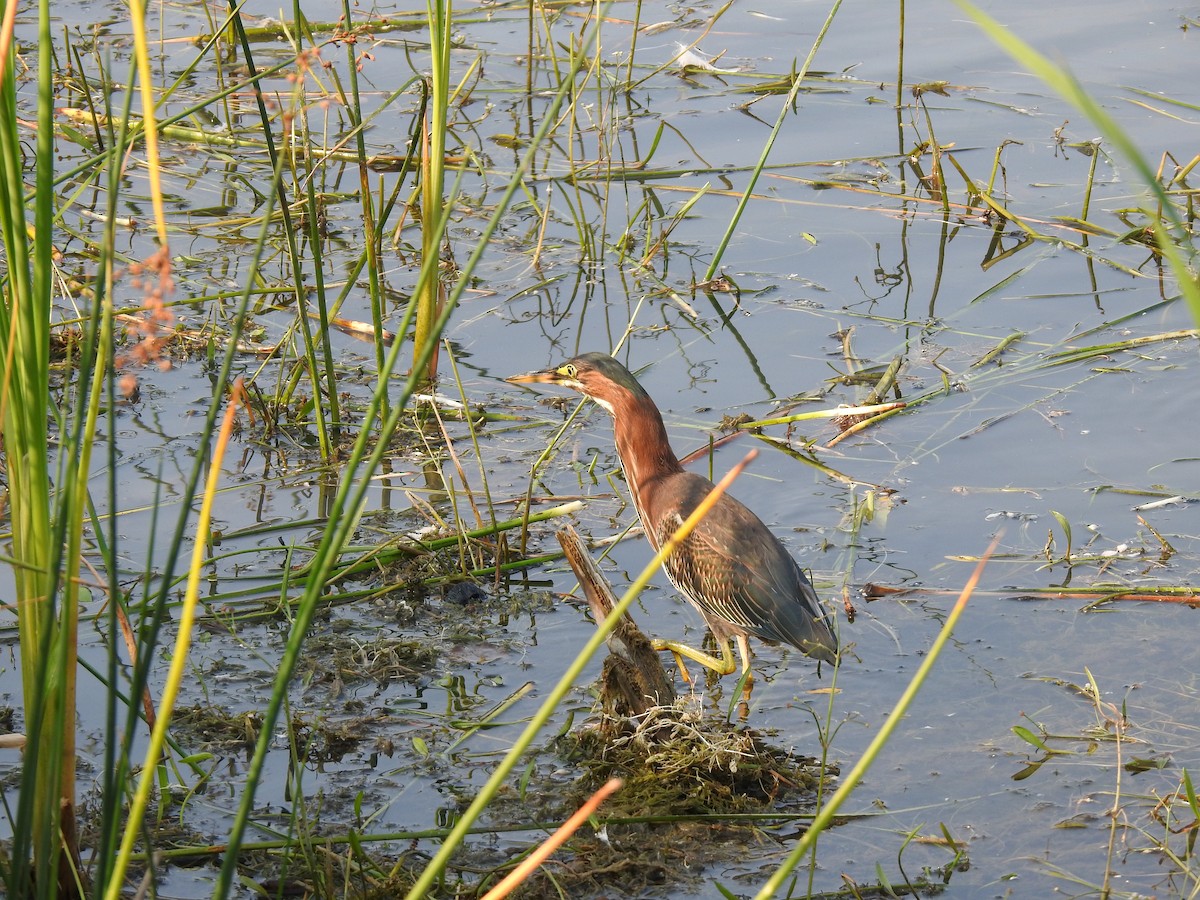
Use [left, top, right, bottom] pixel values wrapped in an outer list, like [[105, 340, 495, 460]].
[[563, 353, 654, 408]]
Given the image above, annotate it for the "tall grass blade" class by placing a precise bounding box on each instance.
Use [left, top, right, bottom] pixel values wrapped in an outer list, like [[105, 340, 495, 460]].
[[753, 538, 999, 899], [951, 0, 1200, 324], [0, 0, 84, 891]]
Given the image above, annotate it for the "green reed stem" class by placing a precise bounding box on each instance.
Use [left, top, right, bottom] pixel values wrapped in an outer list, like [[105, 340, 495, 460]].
[[703, 0, 843, 283], [754, 539, 996, 898], [402, 450, 761, 898]]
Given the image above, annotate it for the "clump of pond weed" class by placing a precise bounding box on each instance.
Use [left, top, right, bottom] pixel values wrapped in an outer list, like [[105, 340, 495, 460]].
[[562, 700, 833, 816], [171, 704, 264, 752], [464, 700, 837, 898], [297, 630, 439, 687]]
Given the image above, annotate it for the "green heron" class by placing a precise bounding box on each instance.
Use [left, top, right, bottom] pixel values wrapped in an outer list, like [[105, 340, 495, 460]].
[[508, 352, 838, 680]]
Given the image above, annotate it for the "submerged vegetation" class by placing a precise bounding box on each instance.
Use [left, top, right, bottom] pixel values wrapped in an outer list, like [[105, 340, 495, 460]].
[[0, 0, 1196, 897]]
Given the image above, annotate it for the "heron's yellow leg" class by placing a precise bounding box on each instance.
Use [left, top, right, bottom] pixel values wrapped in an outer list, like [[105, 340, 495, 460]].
[[669, 649, 692, 684], [651, 637, 738, 677], [735, 635, 753, 677]]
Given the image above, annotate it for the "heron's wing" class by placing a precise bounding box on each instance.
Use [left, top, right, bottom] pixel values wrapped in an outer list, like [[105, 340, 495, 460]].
[[649, 475, 837, 662]]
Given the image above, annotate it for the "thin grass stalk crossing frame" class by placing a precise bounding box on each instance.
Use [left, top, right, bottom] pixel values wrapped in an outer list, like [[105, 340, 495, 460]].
[[103, 385, 245, 900], [754, 538, 998, 899], [211, 9, 610, 894], [402, 450, 763, 899]]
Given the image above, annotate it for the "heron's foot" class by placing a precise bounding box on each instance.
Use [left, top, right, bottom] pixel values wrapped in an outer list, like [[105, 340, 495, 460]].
[[651, 638, 739, 678], [671, 649, 692, 685]]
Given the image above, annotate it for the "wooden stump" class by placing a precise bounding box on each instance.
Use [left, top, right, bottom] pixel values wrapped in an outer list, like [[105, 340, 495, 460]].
[[556, 526, 676, 716]]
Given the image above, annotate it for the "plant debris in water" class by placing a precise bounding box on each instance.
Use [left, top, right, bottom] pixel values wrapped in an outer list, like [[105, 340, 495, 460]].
[[464, 700, 837, 897], [565, 701, 833, 815], [171, 704, 263, 752], [298, 631, 439, 686]]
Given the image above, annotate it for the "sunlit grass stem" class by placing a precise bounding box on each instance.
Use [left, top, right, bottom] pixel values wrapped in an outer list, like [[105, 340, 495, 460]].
[[753, 538, 998, 899], [126, 0, 168, 247], [103, 386, 244, 900], [703, 0, 843, 283], [413, 0, 453, 384], [402, 450, 763, 899]]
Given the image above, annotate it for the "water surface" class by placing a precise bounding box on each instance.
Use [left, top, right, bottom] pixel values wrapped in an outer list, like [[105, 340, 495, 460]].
[[2, 0, 1198, 896]]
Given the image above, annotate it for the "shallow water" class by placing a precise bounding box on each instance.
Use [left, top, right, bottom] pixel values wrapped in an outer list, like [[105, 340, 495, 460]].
[[3, 0, 1199, 896]]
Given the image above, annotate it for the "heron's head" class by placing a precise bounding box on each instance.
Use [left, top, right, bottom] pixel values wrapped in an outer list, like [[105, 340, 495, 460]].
[[507, 352, 651, 416]]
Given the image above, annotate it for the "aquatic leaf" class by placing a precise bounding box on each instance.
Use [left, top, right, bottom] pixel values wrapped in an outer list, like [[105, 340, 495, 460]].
[[1012, 725, 1050, 752], [1054, 816, 1091, 829], [1082, 667, 1102, 704], [1011, 758, 1047, 781], [938, 823, 966, 879], [1050, 510, 1072, 561], [912, 80, 951, 97], [939, 822, 963, 851], [874, 862, 896, 895], [518, 759, 534, 801], [1183, 769, 1200, 821], [1124, 756, 1169, 774]]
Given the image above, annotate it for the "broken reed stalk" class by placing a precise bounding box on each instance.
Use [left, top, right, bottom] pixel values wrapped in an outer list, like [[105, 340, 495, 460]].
[[557, 524, 676, 715], [401, 449, 760, 899], [479, 777, 623, 900]]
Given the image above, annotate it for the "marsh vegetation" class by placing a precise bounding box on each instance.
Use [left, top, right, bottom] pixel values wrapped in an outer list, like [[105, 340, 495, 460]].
[[0, 0, 1197, 897]]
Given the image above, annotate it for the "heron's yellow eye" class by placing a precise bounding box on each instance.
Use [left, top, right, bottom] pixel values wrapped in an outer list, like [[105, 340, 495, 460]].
[[562, 364, 578, 378]]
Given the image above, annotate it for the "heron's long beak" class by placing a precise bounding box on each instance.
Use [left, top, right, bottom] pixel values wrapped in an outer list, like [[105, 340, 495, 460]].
[[506, 366, 567, 385]]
